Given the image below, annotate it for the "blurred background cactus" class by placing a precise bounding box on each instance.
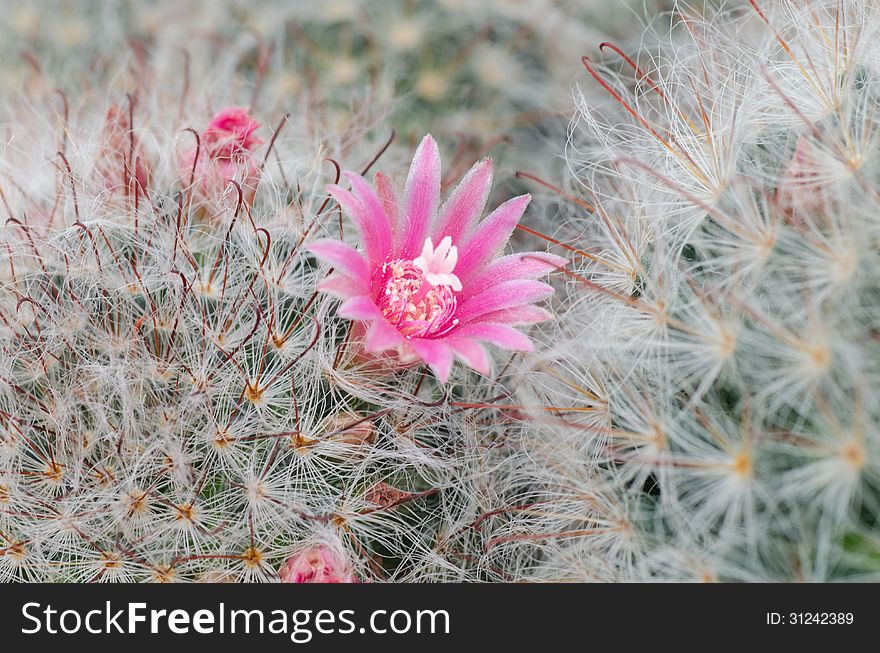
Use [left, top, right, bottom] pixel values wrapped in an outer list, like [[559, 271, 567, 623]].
[[0, 0, 675, 174], [489, 0, 880, 582]]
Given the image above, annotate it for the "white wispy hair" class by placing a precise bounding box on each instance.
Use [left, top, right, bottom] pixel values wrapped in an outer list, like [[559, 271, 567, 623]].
[[485, 0, 880, 582]]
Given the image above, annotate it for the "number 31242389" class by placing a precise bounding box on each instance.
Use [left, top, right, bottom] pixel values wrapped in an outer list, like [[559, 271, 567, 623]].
[[767, 613, 854, 625]]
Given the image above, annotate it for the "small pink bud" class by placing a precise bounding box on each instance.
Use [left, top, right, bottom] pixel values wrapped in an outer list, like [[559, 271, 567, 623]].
[[181, 106, 264, 217], [365, 482, 409, 509], [278, 545, 356, 583], [95, 104, 150, 198], [778, 135, 824, 216], [201, 107, 263, 154]]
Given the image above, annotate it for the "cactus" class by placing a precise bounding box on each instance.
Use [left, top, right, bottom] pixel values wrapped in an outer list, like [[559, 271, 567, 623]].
[[486, 0, 880, 582], [0, 60, 503, 581]]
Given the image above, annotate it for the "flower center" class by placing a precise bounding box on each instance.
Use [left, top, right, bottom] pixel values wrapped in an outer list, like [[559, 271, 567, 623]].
[[378, 259, 458, 338]]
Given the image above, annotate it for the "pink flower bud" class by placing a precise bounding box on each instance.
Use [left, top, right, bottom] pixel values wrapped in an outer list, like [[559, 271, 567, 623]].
[[365, 482, 409, 509], [278, 545, 356, 583], [181, 106, 263, 216], [95, 104, 150, 198], [778, 135, 825, 216]]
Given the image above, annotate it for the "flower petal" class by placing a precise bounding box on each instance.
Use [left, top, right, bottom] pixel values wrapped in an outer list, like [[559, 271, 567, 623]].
[[337, 296, 382, 321], [345, 171, 395, 265], [365, 319, 405, 352], [317, 274, 364, 298], [454, 324, 534, 352], [400, 134, 441, 258], [308, 239, 370, 288], [328, 180, 391, 272], [455, 279, 553, 325], [445, 337, 490, 376], [474, 305, 553, 325], [374, 171, 399, 234], [434, 158, 493, 243], [458, 252, 566, 302], [410, 338, 454, 382], [456, 194, 531, 281], [335, 297, 405, 353]]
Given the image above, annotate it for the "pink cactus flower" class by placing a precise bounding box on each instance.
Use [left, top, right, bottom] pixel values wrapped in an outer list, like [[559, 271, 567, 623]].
[[181, 107, 263, 212], [278, 545, 356, 584], [309, 134, 565, 382]]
